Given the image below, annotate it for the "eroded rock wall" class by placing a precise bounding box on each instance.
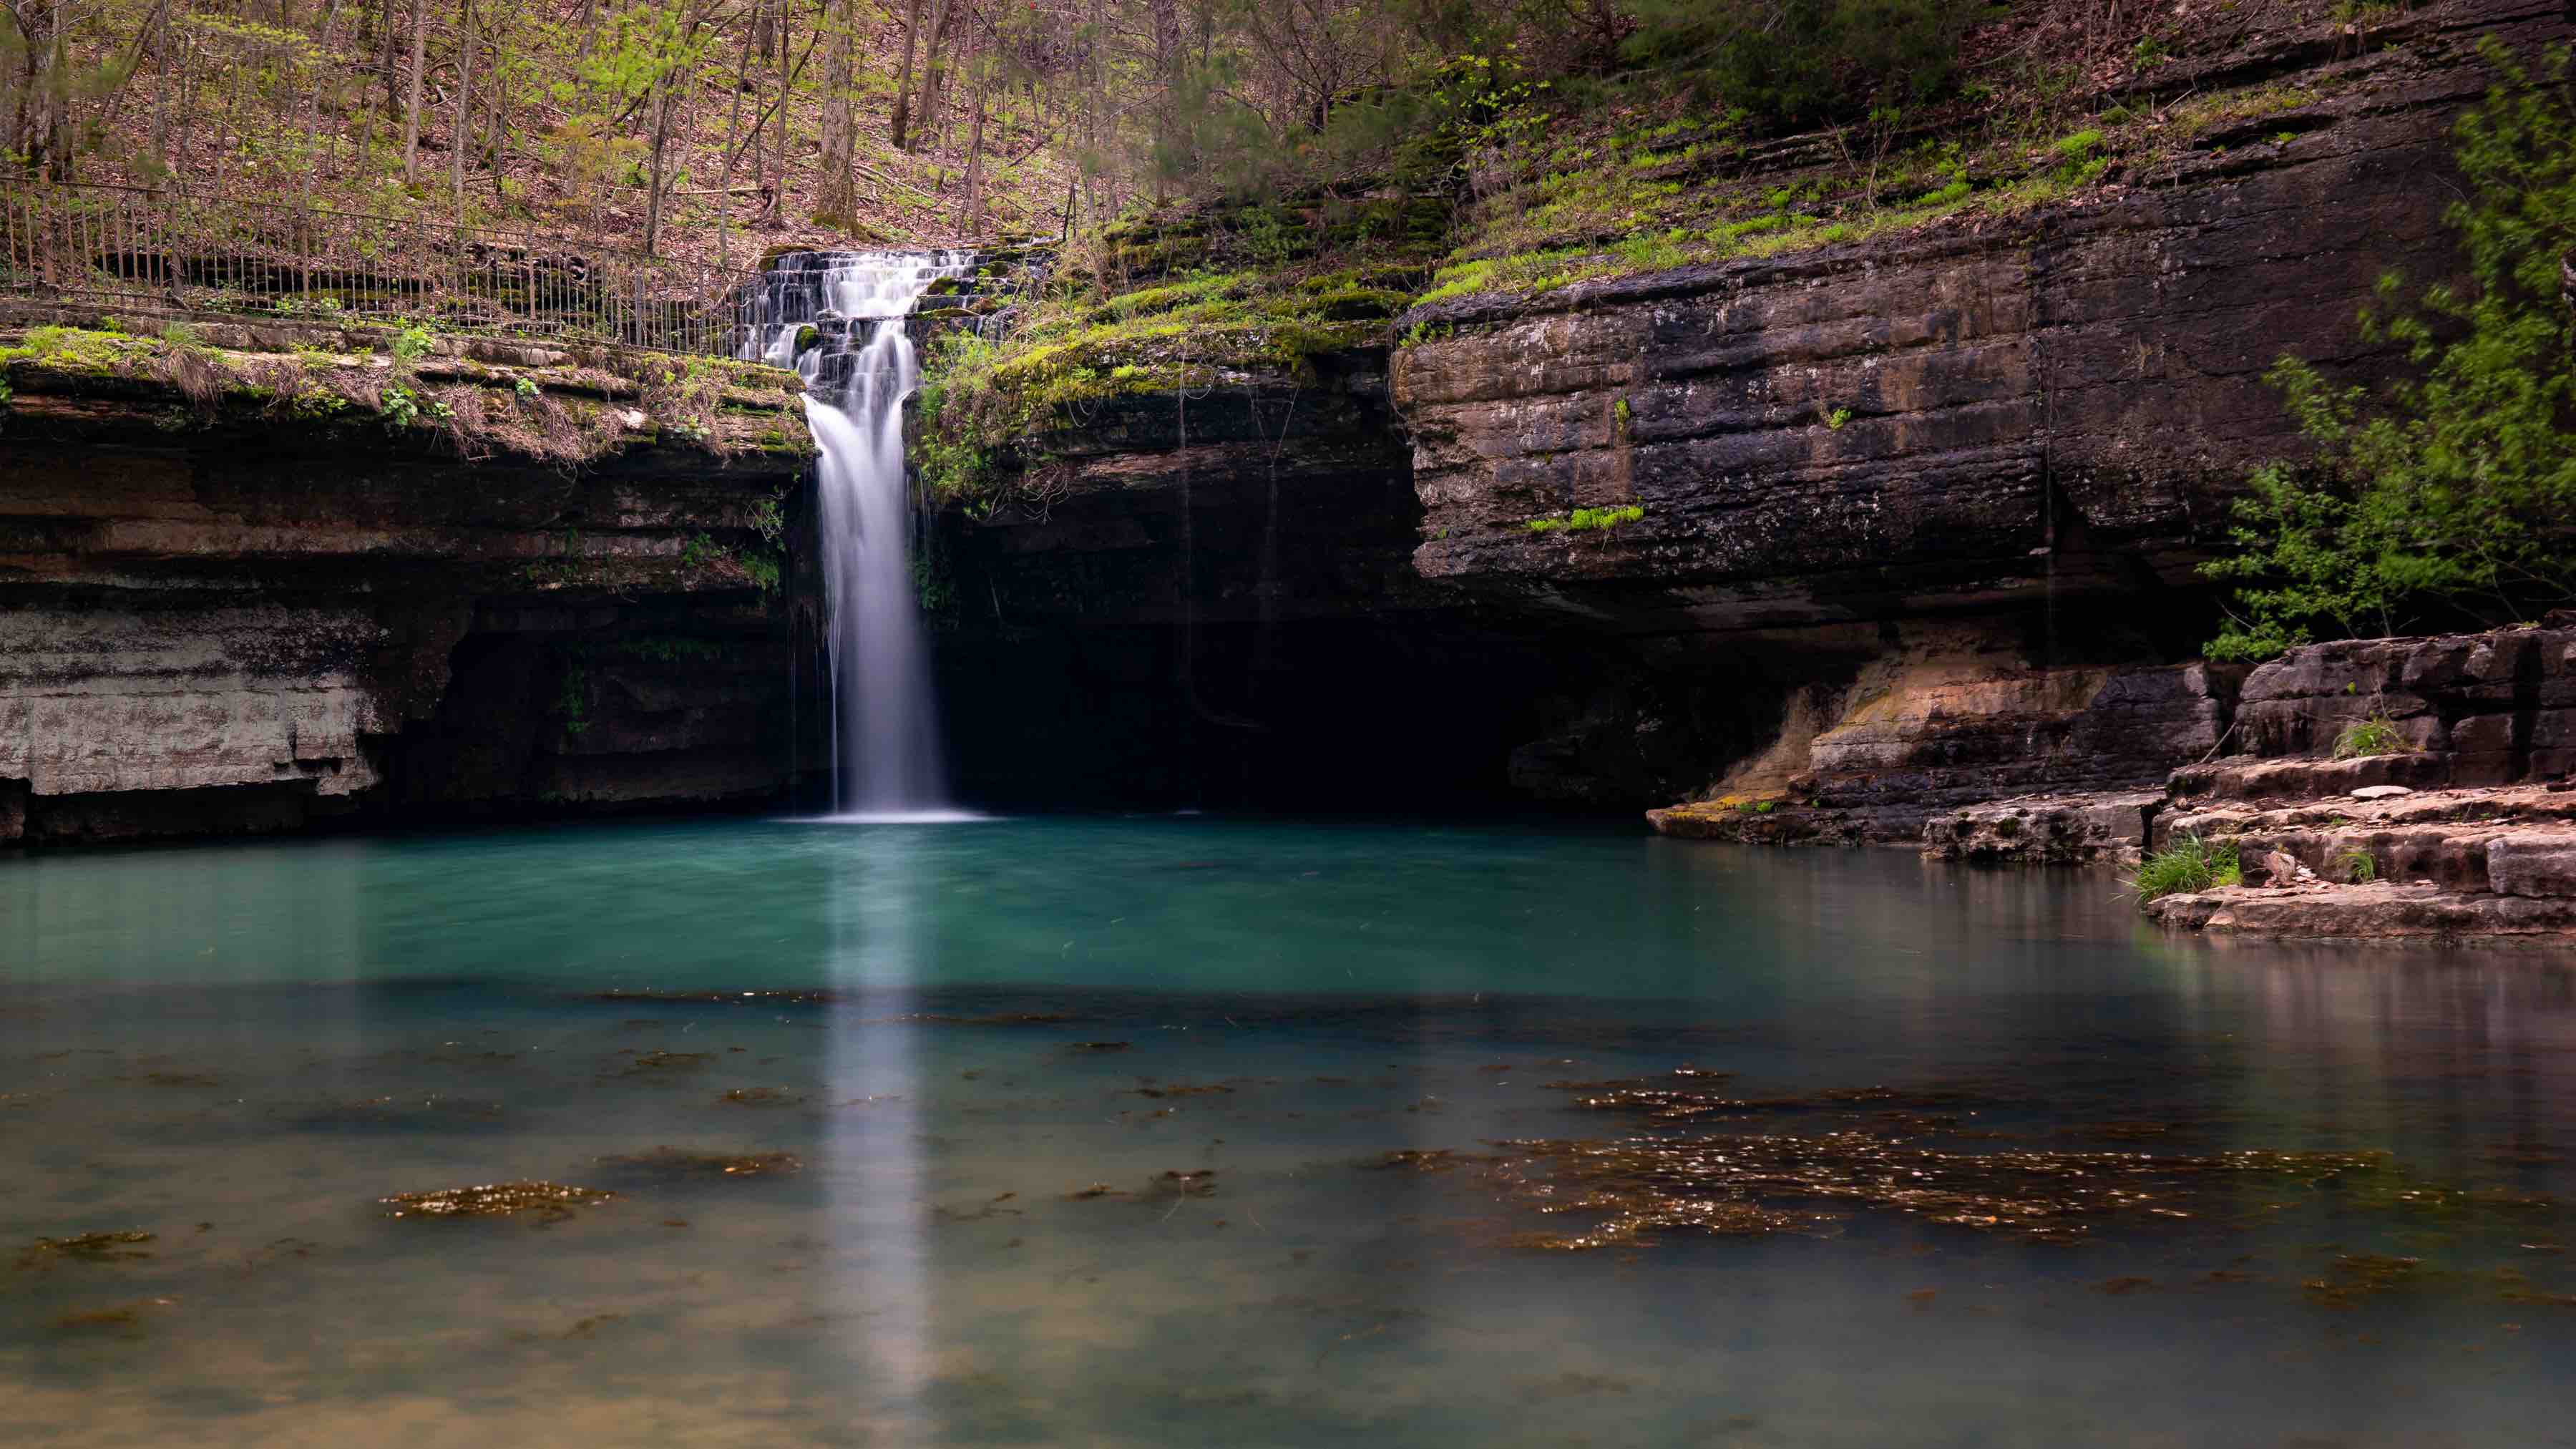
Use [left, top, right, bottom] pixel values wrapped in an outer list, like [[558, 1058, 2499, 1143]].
[[1391, 1, 2554, 630], [0, 315, 813, 843]]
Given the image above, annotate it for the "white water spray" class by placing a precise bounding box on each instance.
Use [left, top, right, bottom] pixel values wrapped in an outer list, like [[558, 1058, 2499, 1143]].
[[741, 251, 975, 821]]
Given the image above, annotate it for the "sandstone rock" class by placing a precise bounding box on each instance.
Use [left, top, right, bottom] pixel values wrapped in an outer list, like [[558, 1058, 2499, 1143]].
[[2147, 882, 2576, 940], [1646, 801, 1855, 847], [2351, 785, 2414, 800], [2488, 835, 2576, 899], [1920, 792, 2161, 865], [2172, 753, 2451, 801]]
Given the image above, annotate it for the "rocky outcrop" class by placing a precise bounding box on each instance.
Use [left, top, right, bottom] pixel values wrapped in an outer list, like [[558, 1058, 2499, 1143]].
[[1918, 792, 2167, 866], [2146, 882, 2576, 942], [1375, 0, 2572, 823], [2140, 625, 2576, 937], [1392, 1, 2556, 631], [1634, 616, 2236, 840], [0, 308, 812, 842], [2223, 624, 2576, 783]]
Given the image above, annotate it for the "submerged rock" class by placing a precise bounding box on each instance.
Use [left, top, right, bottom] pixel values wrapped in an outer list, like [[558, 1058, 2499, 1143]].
[[585, 989, 838, 1006], [1474, 1132, 2396, 1252], [16, 1231, 154, 1269], [379, 1182, 618, 1221], [594, 1147, 803, 1181]]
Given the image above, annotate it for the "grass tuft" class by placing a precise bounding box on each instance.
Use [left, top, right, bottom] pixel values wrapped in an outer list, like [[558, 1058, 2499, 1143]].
[[2129, 834, 2243, 907], [2331, 713, 2413, 760]]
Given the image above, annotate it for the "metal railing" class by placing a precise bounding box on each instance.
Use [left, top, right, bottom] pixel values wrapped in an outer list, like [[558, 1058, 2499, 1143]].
[[0, 183, 759, 357]]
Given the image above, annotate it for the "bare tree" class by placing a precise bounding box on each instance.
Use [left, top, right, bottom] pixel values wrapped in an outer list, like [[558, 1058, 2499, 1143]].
[[816, 0, 856, 223], [889, 0, 924, 149], [400, 0, 426, 179]]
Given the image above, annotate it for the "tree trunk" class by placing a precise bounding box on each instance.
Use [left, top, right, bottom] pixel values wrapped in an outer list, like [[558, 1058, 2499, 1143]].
[[11, 0, 67, 179], [643, 77, 672, 255], [449, 0, 473, 218], [915, 0, 953, 152], [400, 0, 426, 181], [766, 0, 786, 222], [482, 35, 506, 194], [815, 0, 855, 225], [299, 0, 347, 200], [889, 0, 925, 150], [958, 63, 987, 236], [381, 0, 400, 113], [1148, 0, 1179, 195]]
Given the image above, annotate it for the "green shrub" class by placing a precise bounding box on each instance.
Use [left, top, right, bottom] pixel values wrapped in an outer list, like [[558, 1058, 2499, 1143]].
[[2129, 834, 2243, 905], [2331, 844, 2379, 883], [2206, 41, 2576, 659], [391, 321, 436, 363], [2331, 712, 2414, 759]]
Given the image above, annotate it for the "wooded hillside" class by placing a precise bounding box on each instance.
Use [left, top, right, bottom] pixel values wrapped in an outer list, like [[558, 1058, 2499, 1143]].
[[0, 0, 2180, 264]]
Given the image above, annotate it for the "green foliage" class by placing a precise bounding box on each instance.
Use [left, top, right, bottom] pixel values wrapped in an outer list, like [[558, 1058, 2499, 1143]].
[[2331, 713, 2414, 760], [286, 385, 347, 418], [2331, 844, 2380, 884], [2206, 42, 2576, 657], [391, 322, 436, 363], [514, 376, 540, 401], [1526, 504, 1645, 534], [379, 384, 419, 426], [1624, 0, 1974, 131], [2129, 835, 2243, 905], [1825, 406, 1853, 430]]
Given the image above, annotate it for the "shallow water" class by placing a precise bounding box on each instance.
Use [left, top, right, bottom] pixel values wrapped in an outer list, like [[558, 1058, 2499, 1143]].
[[4, 817, 2575, 1448]]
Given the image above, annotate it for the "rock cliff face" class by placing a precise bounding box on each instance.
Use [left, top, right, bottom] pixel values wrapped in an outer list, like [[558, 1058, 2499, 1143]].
[[1373, 0, 2565, 826], [915, 0, 2566, 824], [1391, 1, 2549, 625], [924, 351, 1576, 809], [0, 311, 812, 842], [9, 1, 2566, 842]]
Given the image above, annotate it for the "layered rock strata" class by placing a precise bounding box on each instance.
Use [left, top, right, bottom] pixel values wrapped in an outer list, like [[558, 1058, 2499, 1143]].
[[0, 308, 812, 842], [1395, 1, 2560, 630]]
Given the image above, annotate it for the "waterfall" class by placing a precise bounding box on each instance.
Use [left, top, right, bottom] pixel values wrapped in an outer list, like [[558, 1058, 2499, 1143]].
[[741, 250, 976, 821]]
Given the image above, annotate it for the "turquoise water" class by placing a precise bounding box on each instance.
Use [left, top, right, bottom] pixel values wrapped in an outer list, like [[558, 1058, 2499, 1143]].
[[4, 817, 2574, 1446]]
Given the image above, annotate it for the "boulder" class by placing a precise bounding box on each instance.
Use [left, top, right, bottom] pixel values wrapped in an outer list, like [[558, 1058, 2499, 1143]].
[[2488, 834, 2576, 899]]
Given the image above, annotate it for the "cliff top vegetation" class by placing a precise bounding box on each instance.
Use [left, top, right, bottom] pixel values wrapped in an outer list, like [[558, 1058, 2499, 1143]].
[[0, 0, 2292, 269]]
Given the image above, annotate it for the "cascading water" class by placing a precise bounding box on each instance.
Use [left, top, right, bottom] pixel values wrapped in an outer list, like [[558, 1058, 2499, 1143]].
[[741, 251, 976, 821]]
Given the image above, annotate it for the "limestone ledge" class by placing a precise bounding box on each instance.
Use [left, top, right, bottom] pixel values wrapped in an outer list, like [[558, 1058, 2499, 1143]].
[[2145, 882, 2576, 943]]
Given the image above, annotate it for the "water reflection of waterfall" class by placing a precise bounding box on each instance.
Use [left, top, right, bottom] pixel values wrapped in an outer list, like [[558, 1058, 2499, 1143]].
[[739, 251, 976, 821]]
